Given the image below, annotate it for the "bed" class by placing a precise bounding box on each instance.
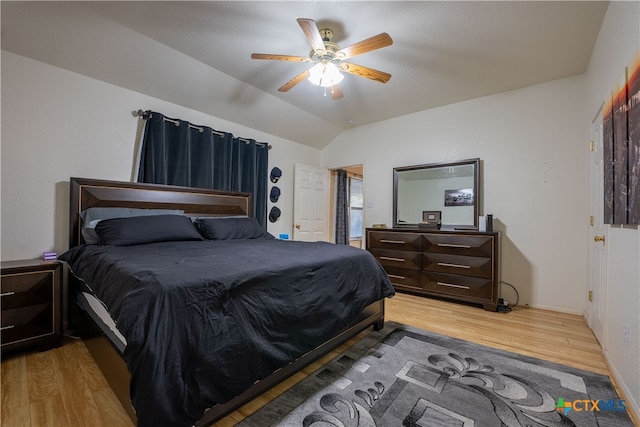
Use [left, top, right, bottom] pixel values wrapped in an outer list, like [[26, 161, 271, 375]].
[[62, 177, 394, 427]]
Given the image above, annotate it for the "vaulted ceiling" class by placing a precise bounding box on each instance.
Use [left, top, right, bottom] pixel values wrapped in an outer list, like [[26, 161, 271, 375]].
[[1, 1, 609, 149]]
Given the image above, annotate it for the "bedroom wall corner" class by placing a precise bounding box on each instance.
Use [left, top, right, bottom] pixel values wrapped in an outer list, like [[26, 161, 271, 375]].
[[0, 51, 320, 261], [322, 75, 588, 315]]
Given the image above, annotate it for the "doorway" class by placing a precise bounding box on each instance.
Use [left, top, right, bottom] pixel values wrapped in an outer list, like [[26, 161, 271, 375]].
[[331, 165, 364, 247], [293, 163, 330, 242]]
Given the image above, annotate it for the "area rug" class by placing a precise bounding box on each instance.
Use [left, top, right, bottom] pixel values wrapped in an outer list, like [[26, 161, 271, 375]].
[[238, 322, 633, 427]]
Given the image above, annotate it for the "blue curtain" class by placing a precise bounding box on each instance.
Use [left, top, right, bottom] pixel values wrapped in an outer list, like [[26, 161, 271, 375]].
[[335, 169, 349, 245], [137, 111, 269, 227]]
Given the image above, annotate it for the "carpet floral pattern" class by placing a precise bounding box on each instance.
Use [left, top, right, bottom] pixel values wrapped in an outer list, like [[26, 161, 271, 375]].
[[238, 322, 633, 427]]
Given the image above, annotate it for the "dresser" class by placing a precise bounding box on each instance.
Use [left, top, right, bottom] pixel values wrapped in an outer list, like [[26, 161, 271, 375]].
[[367, 228, 499, 311], [1, 259, 63, 354]]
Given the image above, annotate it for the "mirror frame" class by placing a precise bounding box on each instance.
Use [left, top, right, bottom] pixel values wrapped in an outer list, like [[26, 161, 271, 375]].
[[393, 158, 480, 229]]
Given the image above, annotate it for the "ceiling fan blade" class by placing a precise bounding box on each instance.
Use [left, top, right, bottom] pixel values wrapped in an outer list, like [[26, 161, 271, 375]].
[[342, 63, 391, 84], [297, 18, 325, 52], [331, 84, 343, 100], [337, 33, 393, 59], [251, 53, 309, 62], [278, 70, 311, 92]]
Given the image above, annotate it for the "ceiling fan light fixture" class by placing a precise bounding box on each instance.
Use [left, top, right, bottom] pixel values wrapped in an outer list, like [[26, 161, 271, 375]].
[[308, 62, 344, 88], [251, 18, 392, 98]]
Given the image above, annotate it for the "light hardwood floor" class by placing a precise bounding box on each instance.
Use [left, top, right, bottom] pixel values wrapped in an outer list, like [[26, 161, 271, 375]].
[[2, 293, 637, 426]]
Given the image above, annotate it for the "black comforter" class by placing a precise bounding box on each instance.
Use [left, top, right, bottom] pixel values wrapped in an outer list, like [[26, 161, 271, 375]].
[[61, 239, 394, 426]]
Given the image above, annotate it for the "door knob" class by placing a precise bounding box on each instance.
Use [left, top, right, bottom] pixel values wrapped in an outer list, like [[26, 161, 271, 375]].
[[295, 224, 301, 230], [594, 235, 605, 243]]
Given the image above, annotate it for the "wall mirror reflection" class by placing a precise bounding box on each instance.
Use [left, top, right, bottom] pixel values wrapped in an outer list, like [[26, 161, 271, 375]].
[[393, 158, 480, 228]]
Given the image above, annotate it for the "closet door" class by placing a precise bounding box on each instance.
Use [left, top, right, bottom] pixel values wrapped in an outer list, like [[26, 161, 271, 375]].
[[587, 119, 606, 346]]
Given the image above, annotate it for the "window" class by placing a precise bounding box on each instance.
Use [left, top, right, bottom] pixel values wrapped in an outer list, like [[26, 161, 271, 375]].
[[349, 177, 363, 239]]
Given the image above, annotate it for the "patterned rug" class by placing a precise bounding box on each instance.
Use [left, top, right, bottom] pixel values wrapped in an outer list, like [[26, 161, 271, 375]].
[[238, 322, 633, 426]]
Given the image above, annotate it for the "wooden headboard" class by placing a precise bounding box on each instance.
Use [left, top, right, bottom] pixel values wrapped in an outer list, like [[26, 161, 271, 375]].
[[69, 177, 251, 247]]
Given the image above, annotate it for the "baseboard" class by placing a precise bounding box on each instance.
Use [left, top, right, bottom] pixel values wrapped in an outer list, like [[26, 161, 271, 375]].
[[604, 349, 640, 425], [522, 302, 583, 316]]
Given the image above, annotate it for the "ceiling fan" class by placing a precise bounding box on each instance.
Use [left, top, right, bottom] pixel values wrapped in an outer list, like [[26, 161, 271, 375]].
[[251, 18, 393, 99]]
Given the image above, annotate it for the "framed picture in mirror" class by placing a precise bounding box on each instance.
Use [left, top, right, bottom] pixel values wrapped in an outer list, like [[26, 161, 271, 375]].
[[422, 210, 441, 223], [420, 210, 441, 229], [444, 188, 474, 206]]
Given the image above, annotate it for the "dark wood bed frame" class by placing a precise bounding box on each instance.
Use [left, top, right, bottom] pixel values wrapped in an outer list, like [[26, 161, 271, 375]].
[[67, 177, 385, 426]]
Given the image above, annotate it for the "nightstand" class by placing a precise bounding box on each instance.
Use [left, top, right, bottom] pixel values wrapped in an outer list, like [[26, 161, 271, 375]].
[[1, 259, 62, 354]]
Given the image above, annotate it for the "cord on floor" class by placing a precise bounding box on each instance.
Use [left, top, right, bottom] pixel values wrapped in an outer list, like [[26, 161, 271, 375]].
[[496, 280, 519, 313]]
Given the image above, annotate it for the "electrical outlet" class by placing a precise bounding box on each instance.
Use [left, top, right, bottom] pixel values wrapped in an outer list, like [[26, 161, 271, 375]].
[[623, 324, 630, 347]]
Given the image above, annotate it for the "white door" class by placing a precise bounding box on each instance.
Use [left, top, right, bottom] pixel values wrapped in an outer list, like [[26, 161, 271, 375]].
[[587, 119, 607, 346], [293, 163, 329, 242]]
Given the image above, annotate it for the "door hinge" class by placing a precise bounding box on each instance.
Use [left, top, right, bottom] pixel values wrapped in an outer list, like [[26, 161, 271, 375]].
[[589, 215, 595, 226], [590, 140, 594, 151], [588, 290, 593, 302]]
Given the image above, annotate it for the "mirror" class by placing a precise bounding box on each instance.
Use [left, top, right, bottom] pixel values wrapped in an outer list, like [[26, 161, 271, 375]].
[[393, 158, 480, 229]]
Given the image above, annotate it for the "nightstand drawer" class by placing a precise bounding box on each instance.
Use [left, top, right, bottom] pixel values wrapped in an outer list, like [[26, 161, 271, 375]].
[[1, 260, 62, 353], [1, 303, 54, 345], [1, 271, 54, 309]]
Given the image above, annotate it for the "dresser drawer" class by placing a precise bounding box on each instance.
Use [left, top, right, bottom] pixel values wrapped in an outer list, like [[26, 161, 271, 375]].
[[423, 234, 493, 257], [383, 266, 422, 289], [422, 272, 493, 300], [368, 231, 422, 251], [422, 253, 493, 278], [370, 248, 422, 270]]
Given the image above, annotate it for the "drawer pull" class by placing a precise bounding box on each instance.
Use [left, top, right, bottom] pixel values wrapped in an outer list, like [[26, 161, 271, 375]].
[[437, 282, 470, 290], [380, 256, 406, 262], [387, 274, 406, 280], [380, 239, 406, 245], [0, 325, 15, 331], [0, 291, 15, 297], [437, 243, 471, 249], [437, 262, 470, 269]]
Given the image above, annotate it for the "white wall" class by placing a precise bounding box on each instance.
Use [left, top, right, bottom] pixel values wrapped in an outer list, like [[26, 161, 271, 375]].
[[0, 51, 319, 261], [585, 1, 640, 419], [323, 75, 588, 314]]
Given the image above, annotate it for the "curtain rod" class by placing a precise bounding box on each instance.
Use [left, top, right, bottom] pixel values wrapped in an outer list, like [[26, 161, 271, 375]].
[[135, 110, 271, 149]]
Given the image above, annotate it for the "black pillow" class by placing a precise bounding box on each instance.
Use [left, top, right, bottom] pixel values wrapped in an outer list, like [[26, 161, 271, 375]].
[[95, 215, 203, 246], [195, 217, 274, 240]]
